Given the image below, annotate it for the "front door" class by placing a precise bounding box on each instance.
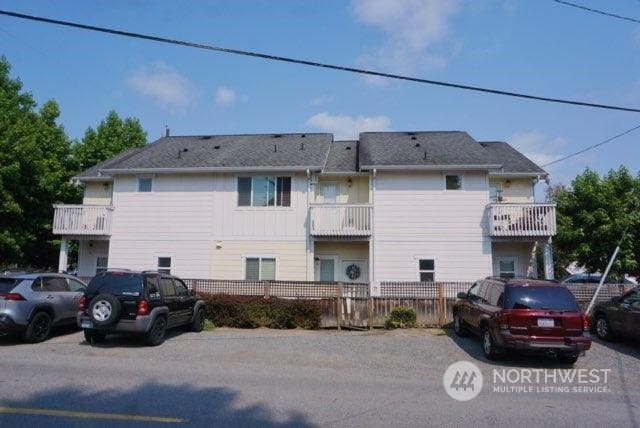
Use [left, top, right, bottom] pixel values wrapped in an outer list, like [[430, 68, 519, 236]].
[[322, 183, 338, 203], [341, 260, 368, 283]]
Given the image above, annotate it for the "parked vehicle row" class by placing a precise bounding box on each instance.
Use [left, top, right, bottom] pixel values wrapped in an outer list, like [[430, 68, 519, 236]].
[[0, 270, 205, 346]]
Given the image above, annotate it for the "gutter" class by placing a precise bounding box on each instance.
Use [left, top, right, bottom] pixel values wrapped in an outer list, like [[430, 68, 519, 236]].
[[100, 166, 324, 174], [360, 164, 503, 171]]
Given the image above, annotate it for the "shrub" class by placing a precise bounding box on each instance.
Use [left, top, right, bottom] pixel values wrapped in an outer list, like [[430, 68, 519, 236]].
[[385, 306, 417, 329], [200, 294, 321, 329]]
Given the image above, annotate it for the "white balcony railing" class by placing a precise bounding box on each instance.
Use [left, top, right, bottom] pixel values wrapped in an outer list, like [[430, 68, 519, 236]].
[[53, 205, 114, 236], [310, 204, 372, 236], [488, 203, 556, 237]]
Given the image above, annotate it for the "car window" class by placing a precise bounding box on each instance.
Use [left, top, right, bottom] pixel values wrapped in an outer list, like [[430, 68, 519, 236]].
[[468, 283, 480, 300], [39, 277, 69, 292], [173, 279, 189, 297], [87, 272, 143, 295], [160, 277, 176, 297], [67, 278, 86, 292], [621, 290, 640, 308], [476, 282, 489, 303], [488, 284, 504, 307], [504, 286, 580, 311], [146, 276, 161, 299], [0, 278, 20, 292]]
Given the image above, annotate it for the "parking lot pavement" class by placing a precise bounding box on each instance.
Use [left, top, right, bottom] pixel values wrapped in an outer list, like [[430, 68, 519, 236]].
[[0, 328, 638, 427]]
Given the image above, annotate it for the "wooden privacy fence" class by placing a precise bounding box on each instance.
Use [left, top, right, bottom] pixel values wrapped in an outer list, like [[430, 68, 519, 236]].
[[77, 276, 635, 329]]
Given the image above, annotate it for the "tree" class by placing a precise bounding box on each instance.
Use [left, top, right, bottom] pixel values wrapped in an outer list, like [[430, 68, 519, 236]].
[[0, 56, 79, 268], [552, 167, 640, 278], [73, 110, 146, 170]]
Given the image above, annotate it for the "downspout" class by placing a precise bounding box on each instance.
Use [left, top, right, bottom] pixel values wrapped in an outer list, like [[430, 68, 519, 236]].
[[306, 169, 311, 281], [371, 169, 377, 284]]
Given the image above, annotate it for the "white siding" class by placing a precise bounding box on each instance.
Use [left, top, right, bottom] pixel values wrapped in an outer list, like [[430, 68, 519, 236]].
[[373, 171, 492, 282], [77, 240, 109, 277], [83, 182, 112, 205], [489, 178, 534, 203], [492, 241, 537, 277]]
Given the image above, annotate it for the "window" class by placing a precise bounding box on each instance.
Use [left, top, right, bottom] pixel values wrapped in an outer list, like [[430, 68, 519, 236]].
[[238, 176, 291, 207], [488, 284, 504, 307], [158, 257, 171, 274], [174, 279, 189, 297], [319, 259, 335, 282], [34, 277, 68, 292], [67, 278, 86, 292], [159, 277, 175, 297], [445, 175, 462, 190], [245, 257, 276, 280], [138, 177, 152, 192], [145, 276, 160, 299], [96, 256, 108, 274], [489, 184, 502, 202], [418, 259, 435, 282], [497, 258, 516, 279]]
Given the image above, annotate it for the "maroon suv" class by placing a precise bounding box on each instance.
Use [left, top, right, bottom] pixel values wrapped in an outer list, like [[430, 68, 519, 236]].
[[452, 278, 591, 364]]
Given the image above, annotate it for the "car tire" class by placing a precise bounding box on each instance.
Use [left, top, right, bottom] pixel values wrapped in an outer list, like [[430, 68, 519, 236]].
[[88, 294, 121, 327], [453, 313, 469, 337], [481, 326, 499, 360], [190, 307, 206, 332], [23, 312, 52, 343], [84, 329, 106, 345], [595, 314, 615, 341], [145, 316, 167, 346], [558, 353, 579, 365]]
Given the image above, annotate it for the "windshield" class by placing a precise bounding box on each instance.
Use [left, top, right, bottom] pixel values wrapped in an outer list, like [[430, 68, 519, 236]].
[[504, 286, 580, 311]]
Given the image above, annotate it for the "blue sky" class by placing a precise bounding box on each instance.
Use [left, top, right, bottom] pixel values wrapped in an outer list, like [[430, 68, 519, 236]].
[[1, 0, 639, 192]]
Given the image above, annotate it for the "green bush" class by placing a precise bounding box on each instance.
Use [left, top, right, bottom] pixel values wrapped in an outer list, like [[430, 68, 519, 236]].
[[201, 294, 321, 329], [385, 306, 417, 329]]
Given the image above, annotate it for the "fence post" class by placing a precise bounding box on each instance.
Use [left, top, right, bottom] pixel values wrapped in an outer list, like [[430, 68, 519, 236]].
[[336, 282, 343, 331], [368, 297, 373, 330], [263, 281, 270, 299], [437, 283, 445, 327]]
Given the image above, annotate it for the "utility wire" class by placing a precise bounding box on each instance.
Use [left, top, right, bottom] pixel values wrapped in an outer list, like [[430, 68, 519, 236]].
[[1, 9, 640, 113], [542, 123, 640, 167], [553, 0, 640, 25]]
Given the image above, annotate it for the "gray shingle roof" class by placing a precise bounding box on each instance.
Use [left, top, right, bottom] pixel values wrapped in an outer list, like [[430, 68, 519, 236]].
[[323, 141, 358, 173], [479, 141, 547, 176], [74, 147, 145, 180], [99, 133, 332, 173], [359, 131, 501, 170]]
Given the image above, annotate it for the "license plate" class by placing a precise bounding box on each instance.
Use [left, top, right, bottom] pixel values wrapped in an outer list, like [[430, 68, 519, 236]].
[[81, 320, 93, 329], [537, 318, 554, 328]]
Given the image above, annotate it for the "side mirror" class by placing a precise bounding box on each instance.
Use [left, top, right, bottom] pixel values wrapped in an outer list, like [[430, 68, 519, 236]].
[[457, 292, 468, 299]]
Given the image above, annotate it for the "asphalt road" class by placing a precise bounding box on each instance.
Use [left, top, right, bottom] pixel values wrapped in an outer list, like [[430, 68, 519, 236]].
[[0, 327, 638, 427]]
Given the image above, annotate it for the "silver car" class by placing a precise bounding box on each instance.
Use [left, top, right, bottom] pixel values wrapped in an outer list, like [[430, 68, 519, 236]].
[[0, 273, 87, 342]]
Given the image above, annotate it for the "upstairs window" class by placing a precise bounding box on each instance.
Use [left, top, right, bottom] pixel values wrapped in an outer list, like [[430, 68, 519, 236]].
[[445, 175, 462, 190], [138, 177, 153, 192], [238, 176, 291, 207], [419, 259, 435, 282]]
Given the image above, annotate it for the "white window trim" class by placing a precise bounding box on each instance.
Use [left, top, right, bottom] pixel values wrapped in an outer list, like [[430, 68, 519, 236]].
[[443, 173, 464, 191], [489, 182, 503, 203], [416, 256, 437, 282], [496, 256, 517, 278], [137, 176, 154, 193], [237, 175, 293, 209], [243, 255, 278, 280], [156, 254, 173, 274]]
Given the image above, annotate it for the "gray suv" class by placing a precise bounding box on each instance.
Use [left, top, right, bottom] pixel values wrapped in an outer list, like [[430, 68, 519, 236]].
[[0, 273, 87, 342]]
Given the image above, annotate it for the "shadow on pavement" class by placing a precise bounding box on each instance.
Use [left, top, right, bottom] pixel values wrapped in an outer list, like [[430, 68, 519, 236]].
[[0, 382, 315, 427], [591, 336, 640, 360], [0, 324, 81, 347]]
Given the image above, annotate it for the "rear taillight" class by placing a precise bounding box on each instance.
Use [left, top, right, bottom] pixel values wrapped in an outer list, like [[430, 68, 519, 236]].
[[0, 293, 25, 301], [582, 314, 590, 331], [137, 300, 149, 316], [78, 296, 86, 311], [499, 312, 510, 330]]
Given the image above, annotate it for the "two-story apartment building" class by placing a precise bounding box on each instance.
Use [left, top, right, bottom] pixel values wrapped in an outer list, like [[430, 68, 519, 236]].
[[52, 131, 556, 283]]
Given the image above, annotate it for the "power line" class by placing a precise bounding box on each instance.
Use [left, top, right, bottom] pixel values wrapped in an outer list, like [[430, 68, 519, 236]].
[[553, 0, 640, 24], [1, 9, 639, 114], [542, 123, 640, 167]]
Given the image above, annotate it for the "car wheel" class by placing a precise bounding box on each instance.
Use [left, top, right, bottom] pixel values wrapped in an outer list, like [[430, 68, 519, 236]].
[[190, 307, 205, 332], [453, 313, 468, 337], [481, 326, 499, 360], [23, 312, 52, 343], [595, 314, 615, 341], [558, 353, 579, 365], [83, 329, 106, 345], [88, 294, 121, 327], [145, 316, 167, 346]]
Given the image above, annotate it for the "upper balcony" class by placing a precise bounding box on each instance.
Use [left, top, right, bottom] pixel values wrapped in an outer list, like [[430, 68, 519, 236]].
[[310, 204, 372, 237], [488, 203, 556, 237], [53, 205, 114, 236]]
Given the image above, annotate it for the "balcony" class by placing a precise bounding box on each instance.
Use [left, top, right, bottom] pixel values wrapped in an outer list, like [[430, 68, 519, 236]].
[[488, 203, 556, 237], [53, 205, 114, 236], [310, 204, 372, 237]]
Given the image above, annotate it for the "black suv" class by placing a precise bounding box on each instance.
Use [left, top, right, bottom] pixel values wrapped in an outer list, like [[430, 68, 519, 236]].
[[77, 270, 206, 346]]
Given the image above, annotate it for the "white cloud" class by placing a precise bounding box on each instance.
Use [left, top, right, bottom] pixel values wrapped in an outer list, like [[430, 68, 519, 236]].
[[215, 86, 238, 106], [306, 112, 391, 140], [352, 0, 461, 81], [127, 62, 195, 113]]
